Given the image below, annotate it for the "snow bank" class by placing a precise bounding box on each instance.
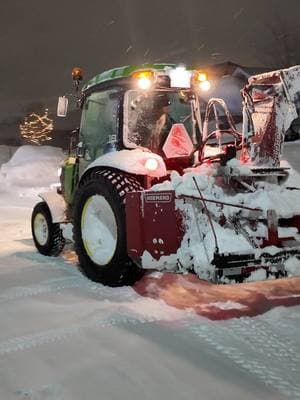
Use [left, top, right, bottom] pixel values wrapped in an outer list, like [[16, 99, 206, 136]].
[[0, 145, 18, 166], [0, 145, 64, 191]]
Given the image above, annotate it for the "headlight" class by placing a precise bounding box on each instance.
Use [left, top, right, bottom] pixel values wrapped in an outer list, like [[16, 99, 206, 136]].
[[132, 70, 154, 90], [145, 158, 159, 171], [199, 80, 211, 91], [192, 70, 211, 91], [137, 77, 152, 90]]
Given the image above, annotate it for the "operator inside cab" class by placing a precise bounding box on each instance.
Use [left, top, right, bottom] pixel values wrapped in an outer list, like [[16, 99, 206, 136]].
[[134, 93, 175, 152], [126, 89, 195, 155]]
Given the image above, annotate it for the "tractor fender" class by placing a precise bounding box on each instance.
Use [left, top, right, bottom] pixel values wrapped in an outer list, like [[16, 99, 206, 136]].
[[81, 149, 167, 182], [39, 190, 68, 223]]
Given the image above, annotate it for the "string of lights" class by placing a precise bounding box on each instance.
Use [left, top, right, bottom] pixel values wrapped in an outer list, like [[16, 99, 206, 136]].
[[20, 109, 53, 145]]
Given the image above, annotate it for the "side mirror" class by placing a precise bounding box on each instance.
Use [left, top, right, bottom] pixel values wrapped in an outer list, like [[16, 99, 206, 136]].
[[57, 96, 68, 117]]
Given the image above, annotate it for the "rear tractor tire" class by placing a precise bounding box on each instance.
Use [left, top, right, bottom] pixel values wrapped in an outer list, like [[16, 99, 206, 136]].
[[73, 169, 143, 286], [31, 202, 65, 256]]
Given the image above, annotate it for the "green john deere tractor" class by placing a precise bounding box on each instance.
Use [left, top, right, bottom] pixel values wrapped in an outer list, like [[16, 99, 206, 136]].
[[31, 64, 212, 285]]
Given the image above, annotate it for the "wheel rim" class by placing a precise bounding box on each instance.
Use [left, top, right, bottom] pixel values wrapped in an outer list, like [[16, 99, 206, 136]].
[[33, 213, 49, 246], [81, 194, 118, 265]]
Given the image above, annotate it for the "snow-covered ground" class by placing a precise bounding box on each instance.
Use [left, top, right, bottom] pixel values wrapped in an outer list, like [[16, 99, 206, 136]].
[[0, 145, 300, 400]]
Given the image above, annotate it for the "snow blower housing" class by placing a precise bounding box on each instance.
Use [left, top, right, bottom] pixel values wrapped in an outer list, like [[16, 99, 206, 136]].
[[31, 64, 300, 285]]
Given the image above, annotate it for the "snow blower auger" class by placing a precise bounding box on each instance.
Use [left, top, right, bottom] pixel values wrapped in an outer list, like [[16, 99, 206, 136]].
[[31, 64, 300, 285]]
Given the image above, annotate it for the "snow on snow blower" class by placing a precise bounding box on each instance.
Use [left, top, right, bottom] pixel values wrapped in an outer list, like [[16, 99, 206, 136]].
[[31, 64, 300, 285]]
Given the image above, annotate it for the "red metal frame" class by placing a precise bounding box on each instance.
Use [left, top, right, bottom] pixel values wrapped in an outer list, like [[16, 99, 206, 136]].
[[125, 190, 184, 262]]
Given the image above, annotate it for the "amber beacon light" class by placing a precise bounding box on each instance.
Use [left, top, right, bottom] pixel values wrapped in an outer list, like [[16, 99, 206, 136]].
[[72, 67, 83, 81]]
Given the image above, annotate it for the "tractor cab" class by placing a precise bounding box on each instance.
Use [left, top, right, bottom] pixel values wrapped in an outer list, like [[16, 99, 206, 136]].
[[56, 65, 213, 204], [71, 65, 210, 164]]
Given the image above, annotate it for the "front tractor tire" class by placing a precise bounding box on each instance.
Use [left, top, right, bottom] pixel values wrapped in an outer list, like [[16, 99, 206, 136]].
[[31, 202, 65, 256], [73, 169, 143, 286]]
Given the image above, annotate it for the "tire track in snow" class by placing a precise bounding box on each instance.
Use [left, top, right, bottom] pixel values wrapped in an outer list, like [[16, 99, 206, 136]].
[[186, 318, 300, 400], [0, 276, 89, 302], [228, 317, 300, 374], [0, 252, 79, 277], [0, 276, 135, 303], [0, 312, 176, 356]]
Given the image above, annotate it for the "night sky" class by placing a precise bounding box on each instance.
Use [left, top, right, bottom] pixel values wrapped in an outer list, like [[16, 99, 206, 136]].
[[1, 0, 300, 142]]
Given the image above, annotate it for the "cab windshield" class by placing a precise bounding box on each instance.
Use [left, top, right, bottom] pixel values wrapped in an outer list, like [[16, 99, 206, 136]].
[[124, 90, 199, 153]]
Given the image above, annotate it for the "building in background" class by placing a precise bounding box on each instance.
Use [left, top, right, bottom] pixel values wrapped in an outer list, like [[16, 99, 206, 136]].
[[201, 61, 270, 121]]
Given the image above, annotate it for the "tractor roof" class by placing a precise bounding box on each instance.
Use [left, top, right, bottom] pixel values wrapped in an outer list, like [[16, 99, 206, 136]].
[[83, 63, 176, 92]]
